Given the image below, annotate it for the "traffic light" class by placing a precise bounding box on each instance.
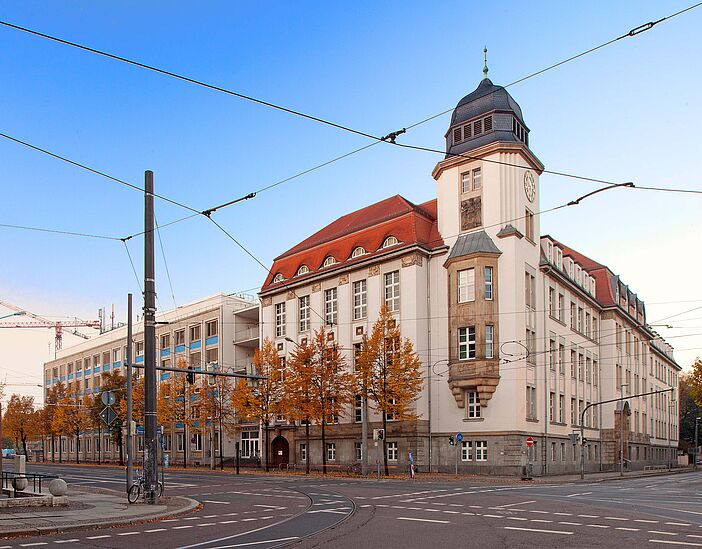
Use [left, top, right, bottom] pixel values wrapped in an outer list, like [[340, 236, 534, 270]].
[[448, 436, 455, 446], [377, 428, 385, 441], [206, 362, 217, 387], [187, 367, 195, 384]]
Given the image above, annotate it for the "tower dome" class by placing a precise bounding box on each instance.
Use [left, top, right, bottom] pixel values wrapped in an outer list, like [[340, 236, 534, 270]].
[[445, 54, 530, 157]]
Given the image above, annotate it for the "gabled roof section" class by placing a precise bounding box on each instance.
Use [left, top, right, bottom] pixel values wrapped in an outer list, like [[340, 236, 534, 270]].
[[262, 195, 444, 292], [447, 230, 501, 261]]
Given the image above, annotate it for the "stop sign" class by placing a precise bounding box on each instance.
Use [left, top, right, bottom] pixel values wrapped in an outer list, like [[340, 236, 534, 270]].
[[526, 436, 534, 447]]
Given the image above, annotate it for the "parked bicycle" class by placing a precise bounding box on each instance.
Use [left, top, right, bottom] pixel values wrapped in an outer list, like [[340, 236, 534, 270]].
[[127, 472, 164, 504], [346, 461, 362, 475]]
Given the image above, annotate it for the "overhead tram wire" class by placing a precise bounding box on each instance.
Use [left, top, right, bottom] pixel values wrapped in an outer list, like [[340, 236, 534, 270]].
[[0, 222, 120, 241], [155, 215, 178, 310]]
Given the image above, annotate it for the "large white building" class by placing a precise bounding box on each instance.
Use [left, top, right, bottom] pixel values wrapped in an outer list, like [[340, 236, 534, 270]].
[[258, 70, 680, 474], [43, 293, 260, 465]]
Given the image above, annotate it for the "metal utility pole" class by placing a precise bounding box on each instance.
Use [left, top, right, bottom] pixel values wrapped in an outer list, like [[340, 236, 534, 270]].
[[620, 383, 628, 477], [126, 293, 134, 491], [143, 170, 158, 504]]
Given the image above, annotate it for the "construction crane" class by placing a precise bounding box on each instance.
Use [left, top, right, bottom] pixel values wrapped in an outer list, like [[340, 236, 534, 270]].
[[0, 300, 100, 356]]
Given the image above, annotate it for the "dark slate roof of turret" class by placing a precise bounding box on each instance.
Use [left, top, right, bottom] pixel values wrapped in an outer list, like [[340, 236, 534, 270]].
[[450, 78, 524, 126], [447, 230, 501, 261]]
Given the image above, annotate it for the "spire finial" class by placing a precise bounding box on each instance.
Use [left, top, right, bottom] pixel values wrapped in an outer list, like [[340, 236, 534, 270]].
[[483, 47, 489, 80]]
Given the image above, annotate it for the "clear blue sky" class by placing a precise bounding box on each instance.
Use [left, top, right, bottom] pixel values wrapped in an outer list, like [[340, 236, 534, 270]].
[[1, 1, 701, 402]]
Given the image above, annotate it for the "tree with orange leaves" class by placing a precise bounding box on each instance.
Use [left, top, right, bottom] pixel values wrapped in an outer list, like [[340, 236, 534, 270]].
[[231, 338, 284, 471], [357, 305, 423, 476], [52, 394, 91, 464], [282, 339, 315, 473]]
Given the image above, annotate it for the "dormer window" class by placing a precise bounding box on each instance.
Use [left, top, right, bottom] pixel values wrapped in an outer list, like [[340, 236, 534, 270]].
[[296, 265, 310, 276], [322, 256, 336, 268], [273, 273, 285, 283], [351, 247, 366, 258], [382, 236, 399, 248]]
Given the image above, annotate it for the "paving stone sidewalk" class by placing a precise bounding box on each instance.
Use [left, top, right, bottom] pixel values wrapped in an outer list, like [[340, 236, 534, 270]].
[[0, 485, 199, 537]]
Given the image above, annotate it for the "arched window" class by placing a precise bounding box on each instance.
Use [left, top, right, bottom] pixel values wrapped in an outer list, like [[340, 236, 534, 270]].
[[382, 236, 399, 248], [296, 265, 310, 276], [323, 256, 336, 268], [273, 273, 285, 283], [351, 247, 366, 258]]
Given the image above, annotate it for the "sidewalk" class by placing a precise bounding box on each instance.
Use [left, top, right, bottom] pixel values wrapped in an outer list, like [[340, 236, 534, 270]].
[[0, 485, 199, 537]]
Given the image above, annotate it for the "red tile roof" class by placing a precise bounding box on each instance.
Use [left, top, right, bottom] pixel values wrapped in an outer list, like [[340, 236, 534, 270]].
[[262, 195, 444, 291]]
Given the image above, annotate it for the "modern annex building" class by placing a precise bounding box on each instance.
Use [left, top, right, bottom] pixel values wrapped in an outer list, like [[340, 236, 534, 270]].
[[43, 293, 260, 465], [259, 71, 680, 474]]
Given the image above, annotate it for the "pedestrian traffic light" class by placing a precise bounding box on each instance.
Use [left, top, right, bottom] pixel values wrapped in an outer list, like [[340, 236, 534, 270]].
[[377, 428, 385, 441], [187, 367, 195, 384], [448, 436, 455, 446], [206, 362, 217, 386]]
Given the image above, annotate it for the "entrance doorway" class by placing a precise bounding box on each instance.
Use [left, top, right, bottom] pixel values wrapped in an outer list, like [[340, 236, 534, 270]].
[[271, 436, 289, 468]]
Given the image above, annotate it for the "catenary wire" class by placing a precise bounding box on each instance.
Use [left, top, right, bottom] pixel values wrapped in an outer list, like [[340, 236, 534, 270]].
[[0, 222, 120, 240]]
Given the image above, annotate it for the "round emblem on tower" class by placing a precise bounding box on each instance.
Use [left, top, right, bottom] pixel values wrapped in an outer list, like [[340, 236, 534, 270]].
[[524, 171, 536, 202]]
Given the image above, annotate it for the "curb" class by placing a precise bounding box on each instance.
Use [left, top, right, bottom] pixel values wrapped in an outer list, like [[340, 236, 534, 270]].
[[0, 495, 201, 539], [571, 467, 696, 484]]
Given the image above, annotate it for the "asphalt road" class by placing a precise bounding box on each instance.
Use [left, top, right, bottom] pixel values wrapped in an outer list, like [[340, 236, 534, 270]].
[[5, 464, 702, 548]]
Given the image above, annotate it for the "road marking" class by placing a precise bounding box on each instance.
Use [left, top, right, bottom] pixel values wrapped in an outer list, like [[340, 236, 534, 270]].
[[558, 521, 582, 526], [530, 519, 553, 523], [565, 492, 592, 498], [668, 523, 693, 527], [396, 517, 450, 524], [162, 518, 180, 522], [219, 520, 238, 524], [604, 517, 629, 521], [689, 536, 702, 540], [86, 535, 111, 539], [578, 514, 599, 518], [204, 500, 230, 504], [651, 531, 680, 536], [198, 523, 217, 527], [173, 525, 195, 529], [503, 526, 573, 535], [482, 514, 505, 519], [20, 544, 48, 547], [145, 529, 166, 533], [117, 532, 139, 536], [206, 537, 299, 548], [506, 517, 528, 521], [529, 510, 549, 514], [553, 512, 572, 516], [587, 525, 610, 529], [492, 500, 536, 509], [52, 541, 79, 545], [616, 527, 640, 531], [204, 514, 220, 518], [373, 490, 446, 500], [253, 504, 286, 510], [649, 541, 702, 547], [635, 519, 659, 523]]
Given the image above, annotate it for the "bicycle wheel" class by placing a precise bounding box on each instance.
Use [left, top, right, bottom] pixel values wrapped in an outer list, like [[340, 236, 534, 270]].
[[127, 483, 141, 504]]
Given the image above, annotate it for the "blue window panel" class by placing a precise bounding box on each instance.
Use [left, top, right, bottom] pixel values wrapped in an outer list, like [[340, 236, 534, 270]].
[[175, 422, 184, 429], [77, 391, 83, 397], [192, 421, 200, 428], [189, 340, 202, 351], [176, 396, 185, 403], [60, 375, 66, 381], [160, 348, 171, 357], [53, 377, 59, 384], [136, 355, 144, 363], [175, 344, 186, 353], [67, 373, 74, 380], [189, 393, 198, 401], [102, 364, 110, 372], [160, 372, 172, 381], [46, 379, 51, 386], [76, 371, 83, 378], [85, 388, 92, 395], [113, 361, 121, 369], [93, 367, 101, 375], [205, 335, 218, 347]]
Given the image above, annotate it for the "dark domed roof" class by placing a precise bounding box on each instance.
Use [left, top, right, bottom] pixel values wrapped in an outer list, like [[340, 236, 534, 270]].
[[451, 78, 524, 126], [445, 78, 529, 157]]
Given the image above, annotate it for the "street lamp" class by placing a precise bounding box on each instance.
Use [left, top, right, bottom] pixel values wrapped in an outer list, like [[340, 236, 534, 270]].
[[620, 383, 629, 477]]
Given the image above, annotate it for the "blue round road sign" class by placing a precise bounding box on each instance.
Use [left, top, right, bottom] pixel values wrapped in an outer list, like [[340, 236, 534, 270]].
[[456, 432, 463, 443]]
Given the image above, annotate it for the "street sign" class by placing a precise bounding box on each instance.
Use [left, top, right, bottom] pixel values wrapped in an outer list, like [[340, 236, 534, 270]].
[[101, 391, 116, 407], [526, 436, 534, 447], [456, 432, 463, 443], [136, 425, 144, 435], [99, 406, 117, 426]]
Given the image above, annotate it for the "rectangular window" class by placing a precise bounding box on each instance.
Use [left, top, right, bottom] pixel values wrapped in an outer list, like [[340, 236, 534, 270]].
[[485, 325, 494, 359], [327, 443, 336, 461], [206, 320, 218, 338], [300, 443, 307, 462], [558, 293, 564, 321], [525, 329, 536, 365], [354, 395, 362, 423], [353, 280, 367, 320], [387, 442, 398, 462], [457, 268, 475, 303], [484, 266, 493, 300], [160, 333, 171, 349], [275, 302, 286, 337], [299, 296, 310, 332], [558, 344, 565, 374], [525, 209, 534, 241], [324, 288, 338, 325], [526, 386, 537, 420], [189, 324, 201, 343], [524, 272, 536, 310], [461, 440, 473, 461], [461, 171, 471, 193], [466, 390, 481, 419], [475, 441, 488, 461], [578, 354, 584, 381], [548, 287, 555, 317], [175, 329, 185, 346], [355, 442, 362, 461], [549, 392, 555, 422], [241, 431, 260, 458], [549, 339, 556, 370], [571, 398, 577, 425], [384, 271, 400, 312], [472, 168, 482, 190], [458, 327, 476, 360], [559, 394, 565, 423]]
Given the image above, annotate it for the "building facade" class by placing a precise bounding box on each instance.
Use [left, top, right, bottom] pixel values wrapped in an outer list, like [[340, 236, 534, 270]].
[[43, 293, 261, 465], [259, 72, 680, 475]]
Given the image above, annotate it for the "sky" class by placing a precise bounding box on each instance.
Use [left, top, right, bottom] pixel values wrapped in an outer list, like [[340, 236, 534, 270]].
[[1, 1, 701, 405]]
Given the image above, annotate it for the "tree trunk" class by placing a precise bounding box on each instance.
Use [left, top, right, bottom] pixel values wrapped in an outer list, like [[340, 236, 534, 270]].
[[51, 435, 55, 462], [321, 420, 327, 475], [21, 435, 28, 458], [183, 424, 188, 468], [361, 396, 369, 476], [264, 421, 270, 472], [97, 427, 101, 465], [75, 432, 80, 464], [382, 414, 389, 476], [305, 418, 310, 474], [58, 436, 63, 463]]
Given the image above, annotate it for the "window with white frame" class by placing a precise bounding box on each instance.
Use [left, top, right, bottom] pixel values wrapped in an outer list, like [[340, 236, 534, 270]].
[[461, 440, 473, 461], [300, 443, 306, 461], [354, 395, 362, 423], [472, 168, 482, 190], [549, 392, 555, 421], [241, 431, 259, 458], [458, 327, 476, 360], [384, 271, 400, 312], [273, 273, 284, 283], [385, 398, 397, 421], [526, 386, 537, 420], [382, 236, 398, 248], [466, 390, 481, 418], [327, 443, 336, 461], [351, 247, 366, 258], [559, 394, 565, 423], [461, 171, 471, 193], [457, 268, 475, 303], [475, 441, 488, 461], [353, 279, 367, 320], [323, 256, 336, 268], [296, 265, 309, 276], [485, 325, 494, 359], [484, 266, 493, 300], [355, 442, 362, 461], [189, 324, 201, 343], [387, 441, 398, 462], [299, 296, 310, 332], [324, 287, 338, 326], [206, 319, 218, 338], [177, 433, 184, 452], [275, 302, 286, 337]]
